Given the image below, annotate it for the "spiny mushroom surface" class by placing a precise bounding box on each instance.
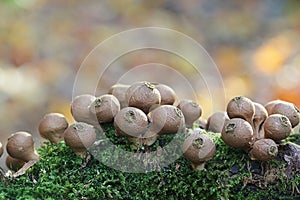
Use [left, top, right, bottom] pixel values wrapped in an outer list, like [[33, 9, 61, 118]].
[[38, 113, 69, 143], [89, 94, 120, 124], [126, 81, 161, 114], [108, 83, 129, 108], [248, 138, 278, 161], [6, 131, 39, 162], [148, 105, 185, 135], [71, 94, 97, 125], [221, 118, 253, 150], [64, 122, 97, 158], [264, 114, 292, 141], [177, 99, 202, 128], [183, 129, 216, 170], [206, 111, 229, 133]]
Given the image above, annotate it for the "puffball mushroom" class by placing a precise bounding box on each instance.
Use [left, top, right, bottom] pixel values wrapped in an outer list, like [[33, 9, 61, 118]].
[[6, 155, 26, 171], [264, 100, 284, 115], [108, 83, 129, 108], [183, 130, 216, 170], [264, 114, 292, 141], [148, 105, 185, 135], [38, 113, 69, 143], [126, 81, 161, 114], [64, 122, 97, 158], [177, 100, 202, 128], [221, 118, 253, 150], [206, 111, 229, 133], [89, 94, 120, 124], [268, 101, 300, 128], [114, 107, 155, 146], [114, 107, 148, 137], [227, 96, 255, 124], [6, 131, 39, 162], [248, 139, 278, 161], [71, 94, 97, 125], [151, 83, 177, 105], [252, 102, 268, 140]]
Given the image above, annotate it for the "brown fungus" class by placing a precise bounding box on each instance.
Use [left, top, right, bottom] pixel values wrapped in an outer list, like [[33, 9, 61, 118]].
[[249, 139, 278, 161], [177, 100, 202, 128], [151, 83, 177, 105], [227, 96, 255, 123], [221, 118, 253, 150], [183, 132, 216, 170], [38, 113, 69, 143], [6, 155, 26, 171], [126, 81, 161, 114], [264, 114, 292, 141], [108, 83, 130, 108], [264, 100, 284, 115], [148, 105, 185, 135], [64, 122, 97, 158], [252, 102, 268, 140], [89, 94, 120, 124], [269, 101, 300, 128], [6, 131, 39, 162], [206, 111, 229, 133], [71, 94, 97, 125], [114, 107, 148, 137]]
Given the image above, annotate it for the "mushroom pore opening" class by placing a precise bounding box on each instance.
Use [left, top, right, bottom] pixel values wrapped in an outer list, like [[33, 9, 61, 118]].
[[174, 107, 184, 118], [94, 98, 103, 107], [144, 82, 155, 90], [192, 137, 204, 149], [268, 146, 278, 156], [124, 110, 136, 123], [225, 123, 236, 133], [280, 116, 289, 127]]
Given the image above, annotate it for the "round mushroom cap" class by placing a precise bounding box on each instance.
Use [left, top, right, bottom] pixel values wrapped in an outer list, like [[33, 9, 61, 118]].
[[38, 113, 69, 143], [126, 81, 161, 114], [148, 105, 185, 135], [152, 83, 177, 105], [264, 100, 284, 115], [114, 107, 148, 138], [6, 131, 39, 162], [264, 114, 292, 141], [71, 94, 97, 124], [183, 133, 216, 165], [269, 101, 300, 128], [89, 94, 120, 124], [249, 139, 278, 161], [108, 84, 130, 108], [221, 118, 254, 149], [64, 122, 97, 157], [177, 99, 202, 128], [227, 96, 255, 122], [206, 111, 229, 133]]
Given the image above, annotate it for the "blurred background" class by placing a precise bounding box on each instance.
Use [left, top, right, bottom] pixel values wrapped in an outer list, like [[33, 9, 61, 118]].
[[0, 0, 300, 169]]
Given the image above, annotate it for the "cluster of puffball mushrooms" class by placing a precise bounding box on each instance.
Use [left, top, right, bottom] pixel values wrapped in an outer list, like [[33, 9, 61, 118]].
[[1, 81, 299, 174]]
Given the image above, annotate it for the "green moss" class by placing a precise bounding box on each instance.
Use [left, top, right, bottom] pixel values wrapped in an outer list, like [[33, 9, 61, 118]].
[[0, 124, 299, 200]]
